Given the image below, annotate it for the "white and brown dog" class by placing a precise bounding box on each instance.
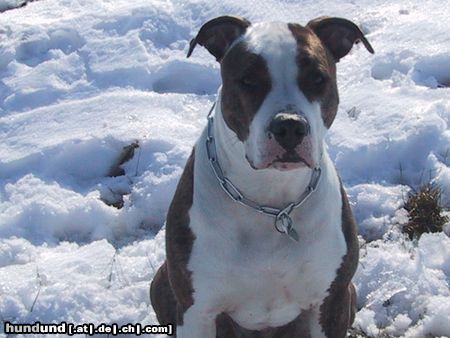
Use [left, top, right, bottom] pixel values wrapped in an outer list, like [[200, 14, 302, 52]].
[[151, 16, 374, 338]]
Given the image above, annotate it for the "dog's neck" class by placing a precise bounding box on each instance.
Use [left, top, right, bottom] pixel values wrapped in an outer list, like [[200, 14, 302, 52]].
[[212, 93, 326, 209]]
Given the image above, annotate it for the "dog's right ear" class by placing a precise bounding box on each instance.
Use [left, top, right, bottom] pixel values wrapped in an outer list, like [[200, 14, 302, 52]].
[[187, 16, 251, 62]]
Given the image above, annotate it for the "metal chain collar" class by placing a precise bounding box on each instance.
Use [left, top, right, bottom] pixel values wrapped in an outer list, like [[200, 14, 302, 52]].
[[205, 103, 322, 242]]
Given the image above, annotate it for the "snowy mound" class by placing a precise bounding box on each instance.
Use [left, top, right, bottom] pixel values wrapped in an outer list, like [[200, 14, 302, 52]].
[[1, 0, 449, 337]]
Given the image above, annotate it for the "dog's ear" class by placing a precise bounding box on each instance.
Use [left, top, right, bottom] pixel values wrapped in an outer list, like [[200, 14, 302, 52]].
[[187, 16, 251, 61], [307, 16, 374, 62]]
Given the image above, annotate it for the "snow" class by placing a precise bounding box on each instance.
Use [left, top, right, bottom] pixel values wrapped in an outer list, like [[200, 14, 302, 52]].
[[355, 232, 450, 337], [0, 0, 27, 12], [0, 0, 449, 337]]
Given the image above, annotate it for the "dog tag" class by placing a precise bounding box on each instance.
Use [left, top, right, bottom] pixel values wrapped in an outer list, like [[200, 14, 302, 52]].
[[286, 225, 299, 242], [275, 213, 299, 242]]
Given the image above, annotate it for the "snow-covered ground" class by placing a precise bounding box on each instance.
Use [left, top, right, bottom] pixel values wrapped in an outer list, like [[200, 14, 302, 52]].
[[0, 0, 30, 13], [0, 0, 449, 337]]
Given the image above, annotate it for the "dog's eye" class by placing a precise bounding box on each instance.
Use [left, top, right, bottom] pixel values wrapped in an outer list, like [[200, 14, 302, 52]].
[[239, 76, 259, 88], [312, 72, 326, 86]]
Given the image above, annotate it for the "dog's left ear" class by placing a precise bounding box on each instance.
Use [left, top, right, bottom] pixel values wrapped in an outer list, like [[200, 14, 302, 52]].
[[307, 17, 374, 62], [187, 16, 251, 61]]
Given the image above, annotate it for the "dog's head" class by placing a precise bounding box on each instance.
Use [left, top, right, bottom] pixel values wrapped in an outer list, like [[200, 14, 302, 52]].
[[188, 16, 373, 171]]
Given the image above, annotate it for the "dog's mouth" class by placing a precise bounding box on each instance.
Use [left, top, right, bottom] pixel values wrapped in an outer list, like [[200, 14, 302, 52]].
[[271, 152, 312, 170], [276, 151, 303, 163], [245, 134, 315, 171], [246, 151, 312, 171]]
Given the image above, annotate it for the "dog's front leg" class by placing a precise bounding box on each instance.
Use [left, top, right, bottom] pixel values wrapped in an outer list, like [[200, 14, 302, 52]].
[[176, 304, 217, 338]]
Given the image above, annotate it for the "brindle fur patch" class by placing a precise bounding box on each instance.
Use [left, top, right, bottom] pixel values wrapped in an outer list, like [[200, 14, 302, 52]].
[[150, 261, 177, 325], [288, 24, 339, 129], [153, 148, 196, 326], [220, 42, 272, 141], [318, 180, 359, 338]]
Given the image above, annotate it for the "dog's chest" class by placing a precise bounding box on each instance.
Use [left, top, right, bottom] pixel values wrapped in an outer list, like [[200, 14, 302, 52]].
[[187, 181, 346, 330], [225, 235, 338, 330]]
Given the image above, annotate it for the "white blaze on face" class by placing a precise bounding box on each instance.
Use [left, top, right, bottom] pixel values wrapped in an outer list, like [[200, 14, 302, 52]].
[[243, 22, 327, 170]]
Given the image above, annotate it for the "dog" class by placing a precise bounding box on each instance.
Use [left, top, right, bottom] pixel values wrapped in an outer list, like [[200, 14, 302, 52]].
[[150, 15, 374, 338]]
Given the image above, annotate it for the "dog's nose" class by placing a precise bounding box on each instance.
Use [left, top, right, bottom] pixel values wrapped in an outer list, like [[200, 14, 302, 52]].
[[268, 113, 310, 150]]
